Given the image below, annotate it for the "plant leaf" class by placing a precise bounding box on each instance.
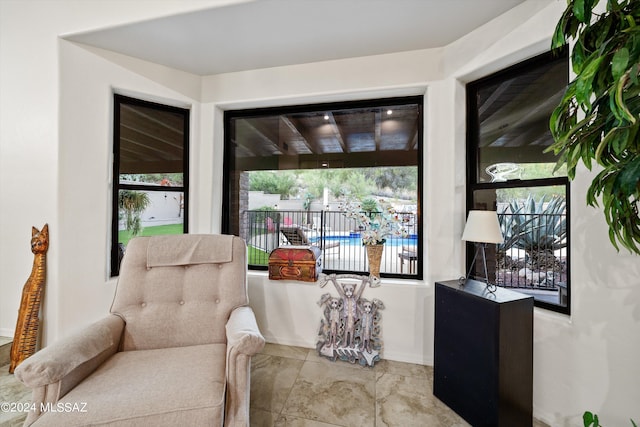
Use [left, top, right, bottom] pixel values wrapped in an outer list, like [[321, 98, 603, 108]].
[[553, 7, 573, 48], [612, 47, 629, 81], [630, 62, 639, 86], [595, 127, 616, 163], [576, 55, 605, 109], [616, 157, 640, 195], [573, 41, 587, 74], [574, 0, 587, 23], [583, 411, 595, 427], [615, 73, 636, 123]]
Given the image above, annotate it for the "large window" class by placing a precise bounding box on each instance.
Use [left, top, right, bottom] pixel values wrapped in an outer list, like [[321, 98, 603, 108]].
[[466, 48, 570, 314], [111, 95, 189, 276], [223, 97, 423, 279]]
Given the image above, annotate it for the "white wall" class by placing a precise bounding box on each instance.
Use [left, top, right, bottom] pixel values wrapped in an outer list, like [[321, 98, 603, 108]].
[[0, 0, 233, 342], [1, 1, 639, 426], [201, 42, 442, 360], [54, 41, 203, 341]]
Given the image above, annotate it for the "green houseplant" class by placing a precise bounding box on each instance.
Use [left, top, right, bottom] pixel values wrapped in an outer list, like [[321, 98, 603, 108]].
[[549, 0, 640, 254], [583, 410, 637, 426]]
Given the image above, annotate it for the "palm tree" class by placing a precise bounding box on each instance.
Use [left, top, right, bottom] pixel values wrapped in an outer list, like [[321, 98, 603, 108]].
[[119, 190, 151, 237]]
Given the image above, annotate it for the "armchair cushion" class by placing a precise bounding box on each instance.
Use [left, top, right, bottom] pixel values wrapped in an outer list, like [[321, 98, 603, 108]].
[[146, 234, 234, 267], [111, 235, 248, 351], [31, 344, 226, 427]]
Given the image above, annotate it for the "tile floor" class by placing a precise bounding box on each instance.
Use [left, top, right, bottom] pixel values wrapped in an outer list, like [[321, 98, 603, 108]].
[[250, 343, 550, 427], [250, 343, 467, 427], [1, 364, 30, 427], [1, 342, 550, 427]]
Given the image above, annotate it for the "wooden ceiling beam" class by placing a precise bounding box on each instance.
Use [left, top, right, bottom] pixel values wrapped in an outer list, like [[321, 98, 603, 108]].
[[281, 116, 321, 154], [235, 119, 282, 156], [478, 79, 514, 117], [121, 104, 184, 135], [120, 136, 182, 161], [120, 123, 183, 152], [325, 112, 349, 154], [478, 145, 558, 166], [235, 148, 419, 171], [373, 110, 382, 151], [120, 160, 184, 174], [406, 112, 420, 151]]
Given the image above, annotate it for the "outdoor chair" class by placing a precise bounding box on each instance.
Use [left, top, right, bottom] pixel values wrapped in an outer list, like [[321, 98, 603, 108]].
[[280, 226, 340, 257], [398, 244, 418, 274], [15, 234, 265, 427], [311, 215, 331, 231]]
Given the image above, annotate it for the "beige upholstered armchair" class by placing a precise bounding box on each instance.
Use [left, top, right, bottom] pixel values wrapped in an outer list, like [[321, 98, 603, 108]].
[[15, 234, 265, 426]]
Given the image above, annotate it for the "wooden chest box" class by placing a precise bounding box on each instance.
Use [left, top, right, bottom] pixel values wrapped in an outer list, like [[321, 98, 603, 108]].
[[268, 246, 322, 282]]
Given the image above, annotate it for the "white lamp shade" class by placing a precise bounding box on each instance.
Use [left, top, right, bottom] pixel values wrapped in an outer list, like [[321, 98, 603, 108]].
[[461, 210, 504, 244]]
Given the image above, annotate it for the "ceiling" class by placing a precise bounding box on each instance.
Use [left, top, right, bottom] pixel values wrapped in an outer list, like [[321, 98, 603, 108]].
[[66, 0, 527, 76], [102, 0, 563, 175]]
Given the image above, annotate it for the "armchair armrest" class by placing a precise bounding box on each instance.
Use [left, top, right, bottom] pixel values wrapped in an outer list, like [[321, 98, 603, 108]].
[[15, 315, 124, 426], [224, 305, 265, 427], [226, 306, 265, 356], [15, 315, 124, 389]]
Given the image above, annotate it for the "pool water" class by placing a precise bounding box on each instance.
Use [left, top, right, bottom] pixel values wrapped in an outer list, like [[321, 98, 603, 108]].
[[312, 233, 417, 247]]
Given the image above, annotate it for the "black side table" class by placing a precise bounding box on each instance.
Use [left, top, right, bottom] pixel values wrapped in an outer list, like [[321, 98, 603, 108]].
[[433, 279, 534, 427]]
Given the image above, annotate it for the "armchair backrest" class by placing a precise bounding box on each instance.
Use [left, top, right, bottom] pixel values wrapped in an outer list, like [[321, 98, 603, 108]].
[[111, 234, 248, 351]]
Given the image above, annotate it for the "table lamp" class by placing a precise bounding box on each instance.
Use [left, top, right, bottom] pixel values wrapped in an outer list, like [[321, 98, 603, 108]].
[[460, 210, 504, 292]]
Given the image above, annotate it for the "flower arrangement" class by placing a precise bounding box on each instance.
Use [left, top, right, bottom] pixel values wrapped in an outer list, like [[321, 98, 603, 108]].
[[340, 198, 407, 245]]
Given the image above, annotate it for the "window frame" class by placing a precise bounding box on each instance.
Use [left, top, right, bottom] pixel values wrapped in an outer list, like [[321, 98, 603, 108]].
[[222, 96, 424, 279], [110, 94, 190, 276], [466, 48, 571, 314]]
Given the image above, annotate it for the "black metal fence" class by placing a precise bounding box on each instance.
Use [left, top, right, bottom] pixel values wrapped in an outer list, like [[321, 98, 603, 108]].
[[492, 211, 567, 292], [242, 209, 566, 290], [242, 209, 419, 277]]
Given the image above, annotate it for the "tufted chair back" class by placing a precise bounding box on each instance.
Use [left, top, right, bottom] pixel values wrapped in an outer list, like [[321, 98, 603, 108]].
[[111, 234, 248, 351]]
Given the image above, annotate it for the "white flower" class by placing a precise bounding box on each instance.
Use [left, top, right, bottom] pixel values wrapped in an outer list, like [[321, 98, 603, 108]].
[[340, 199, 408, 245]]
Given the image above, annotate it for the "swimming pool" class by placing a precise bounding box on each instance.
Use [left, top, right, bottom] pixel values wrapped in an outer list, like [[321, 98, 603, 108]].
[[312, 233, 417, 247]]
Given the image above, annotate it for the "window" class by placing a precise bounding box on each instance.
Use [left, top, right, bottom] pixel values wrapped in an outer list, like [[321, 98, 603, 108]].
[[111, 95, 189, 276], [466, 48, 570, 313], [223, 97, 423, 279]]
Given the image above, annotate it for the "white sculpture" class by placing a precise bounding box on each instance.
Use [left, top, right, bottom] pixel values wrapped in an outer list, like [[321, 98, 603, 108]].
[[317, 274, 384, 366]]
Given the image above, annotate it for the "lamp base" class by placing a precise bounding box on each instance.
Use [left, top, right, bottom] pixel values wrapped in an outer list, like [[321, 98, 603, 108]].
[[458, 276, 497, 293], [460, 243, 497, 293]]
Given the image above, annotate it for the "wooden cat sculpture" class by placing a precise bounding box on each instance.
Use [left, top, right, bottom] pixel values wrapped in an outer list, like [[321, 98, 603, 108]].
[[9, 224, 49, 373]]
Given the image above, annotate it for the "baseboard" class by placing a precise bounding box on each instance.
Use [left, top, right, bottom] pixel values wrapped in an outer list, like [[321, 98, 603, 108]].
[[0, 328, 14, 338], [382, 349, 433, 366], [0, 340, 12, 366], [262, 333, 432, 366], [262, 334, 314, 351]]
